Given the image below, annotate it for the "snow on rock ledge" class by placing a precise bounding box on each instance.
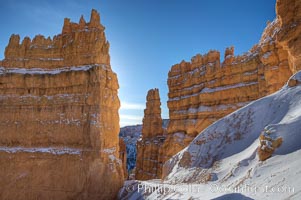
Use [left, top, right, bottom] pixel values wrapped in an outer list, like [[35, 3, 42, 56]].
[[0, 64, 108, 75]]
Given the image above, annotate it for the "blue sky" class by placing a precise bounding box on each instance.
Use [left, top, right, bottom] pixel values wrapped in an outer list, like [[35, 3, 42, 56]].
[[0, 0, 276, 127]]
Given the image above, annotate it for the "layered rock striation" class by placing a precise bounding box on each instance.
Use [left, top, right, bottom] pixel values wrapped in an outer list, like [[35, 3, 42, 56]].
[[135, 89, 166, 180], [161, 0, 301, 167], [0, 10, 124, 200]]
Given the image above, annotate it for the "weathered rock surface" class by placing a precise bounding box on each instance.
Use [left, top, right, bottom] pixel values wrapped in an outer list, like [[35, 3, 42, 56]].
[[0, 10, 110, 69], [160, 0, 301, 169], [276, 0, 301, 72], [135, 89, 166, 180], [119, 138, 128, 179], [258, 126, 283, 161], [0, 10, 124, 200]]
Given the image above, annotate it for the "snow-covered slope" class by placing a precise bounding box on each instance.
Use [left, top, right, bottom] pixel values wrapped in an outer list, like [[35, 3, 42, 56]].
[[119, 71, 301, 200]]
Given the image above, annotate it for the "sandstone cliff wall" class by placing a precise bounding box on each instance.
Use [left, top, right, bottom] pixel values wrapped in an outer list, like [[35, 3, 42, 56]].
[[0, 10, 123, 200], [276, 0, 301, 72], [160, 0, 301, 167], [135, 89, 166, 180]]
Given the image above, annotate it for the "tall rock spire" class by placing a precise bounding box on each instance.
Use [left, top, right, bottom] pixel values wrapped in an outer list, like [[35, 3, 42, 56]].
[[89, 9, 102, 28], [135, 88, 165, 180], [142, 88, 163, 139]]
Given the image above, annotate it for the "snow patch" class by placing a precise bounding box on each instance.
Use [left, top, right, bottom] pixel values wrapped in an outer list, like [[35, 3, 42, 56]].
[[0, 64, 108, 75], [102, 147, 116, 154], [262, 51, 272, 59], [201, 82, 258, 94], [0, 146, 81, 155]]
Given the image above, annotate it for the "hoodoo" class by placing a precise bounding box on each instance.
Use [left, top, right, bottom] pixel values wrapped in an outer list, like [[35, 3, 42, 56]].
[[0, 10, 124, 200], [135, 88, 165, 180]]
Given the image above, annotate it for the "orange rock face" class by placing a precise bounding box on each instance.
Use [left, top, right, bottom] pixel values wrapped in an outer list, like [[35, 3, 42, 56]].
[[135, 89, 166, 180], [0, 10, 124, 200], [160, 0, 301, 168], [276, 0, 301, 72]]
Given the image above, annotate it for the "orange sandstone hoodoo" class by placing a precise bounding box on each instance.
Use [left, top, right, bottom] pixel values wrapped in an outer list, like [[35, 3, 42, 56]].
[[0, 9, 124, 200], [135, 88, 166, 180]]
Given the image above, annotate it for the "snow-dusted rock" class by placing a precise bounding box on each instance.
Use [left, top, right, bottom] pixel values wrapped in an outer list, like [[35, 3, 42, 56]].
[[163, 18, 294, 170], [0, 9, 123, 200]]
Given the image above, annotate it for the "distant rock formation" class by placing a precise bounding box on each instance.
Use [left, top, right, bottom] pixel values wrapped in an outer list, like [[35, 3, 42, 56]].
[[135, 89, 166, 180], [119, 119, 169, 179], [119, 125, 142, 175], [0, 10, 124, 200], [159, 0, 301, 167]]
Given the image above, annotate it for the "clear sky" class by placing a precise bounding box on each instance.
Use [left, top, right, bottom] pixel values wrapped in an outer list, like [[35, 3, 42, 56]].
[[0, 0, 276, 127]]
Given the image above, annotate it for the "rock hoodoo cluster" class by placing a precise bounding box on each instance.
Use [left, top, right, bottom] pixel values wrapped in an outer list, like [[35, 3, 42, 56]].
[[159, 0, 301, 172], [0, 10, 109, 69], [135, 89, 166, 180], [0, 10, 124, 200]]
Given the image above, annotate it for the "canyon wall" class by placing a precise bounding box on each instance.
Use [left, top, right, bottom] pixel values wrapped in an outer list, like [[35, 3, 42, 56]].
[[276, 0, 301, 72], [0, 10, 124, 200], [135, 89, 166, 180], [160, 0, 301, 167]]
